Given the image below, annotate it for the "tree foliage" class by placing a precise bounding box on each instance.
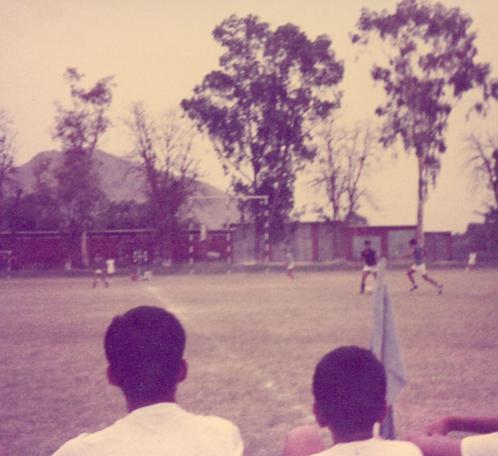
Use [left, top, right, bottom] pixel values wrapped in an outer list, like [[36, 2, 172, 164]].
[[53, 68, 114, 266], [182, 15, 343, 245], [125, 104, 199, 261], [352, 0, 498, 240]]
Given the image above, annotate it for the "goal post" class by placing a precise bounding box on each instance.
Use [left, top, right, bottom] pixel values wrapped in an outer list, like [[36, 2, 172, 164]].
[[186, 194, 270, 272]]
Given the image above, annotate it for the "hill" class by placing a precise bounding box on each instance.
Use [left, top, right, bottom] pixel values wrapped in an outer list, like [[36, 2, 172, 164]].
[[14, 150, 240, 229]]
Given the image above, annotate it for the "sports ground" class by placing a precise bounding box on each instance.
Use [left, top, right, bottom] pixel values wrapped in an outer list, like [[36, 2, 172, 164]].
[[1, 268, 497, 456]]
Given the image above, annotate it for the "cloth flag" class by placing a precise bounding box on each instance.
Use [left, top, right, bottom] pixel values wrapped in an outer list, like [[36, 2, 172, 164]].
[[370, 258, 407, 439]]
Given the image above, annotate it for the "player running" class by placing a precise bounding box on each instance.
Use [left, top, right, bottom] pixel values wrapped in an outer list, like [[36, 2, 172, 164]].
[[406, 238, 443, 294], [360, 240, 377, 294]]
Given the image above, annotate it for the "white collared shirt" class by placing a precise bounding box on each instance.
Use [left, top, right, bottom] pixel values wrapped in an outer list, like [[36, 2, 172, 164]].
[[462, 432, 498, 456], [53, 403, 243, 456], [312, 437, 422, 456]]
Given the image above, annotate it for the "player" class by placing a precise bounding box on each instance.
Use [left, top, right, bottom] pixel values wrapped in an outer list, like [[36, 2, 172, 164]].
[[360, 240, 377, 294], [406, 239, 443, 294], [52, 306, 243, 455], [106, 257, 115, 282], [92, 253, 109, 288], [285, 246, 295, 279], [282, 346, 422, 456], [407, 415, 498, 456], [465, 252, 477, 272]]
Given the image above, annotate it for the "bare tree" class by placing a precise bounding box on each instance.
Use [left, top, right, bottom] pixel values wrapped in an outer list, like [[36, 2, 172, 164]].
[[0, 109, 16, 229], [311, 116, 347, 221], [311, 118, 376, 223], [343, 122, 377, 223], [465, 133, 498, 209], [125, 104, 200, 263]]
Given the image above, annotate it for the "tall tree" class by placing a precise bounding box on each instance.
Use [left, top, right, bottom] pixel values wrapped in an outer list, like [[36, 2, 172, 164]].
[[311, 118, 376, 223], [182, 15, 343, 252], [0, 109, 16, 230], [53, 68, 114, 267], [125, 104, 199, 263], [352, 0, 498, 241]]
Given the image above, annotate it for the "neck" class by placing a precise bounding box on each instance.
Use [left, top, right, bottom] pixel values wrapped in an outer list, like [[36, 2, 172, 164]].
[[126, 391, 176, 412], [331, 428, 373, 444]]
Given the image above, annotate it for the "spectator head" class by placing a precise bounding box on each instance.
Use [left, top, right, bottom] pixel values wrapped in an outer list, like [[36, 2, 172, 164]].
[[312, 346, 386, 437], [105, 306, 187, 407], [364, 240, 371, 247], [409, 238, 418, 246]]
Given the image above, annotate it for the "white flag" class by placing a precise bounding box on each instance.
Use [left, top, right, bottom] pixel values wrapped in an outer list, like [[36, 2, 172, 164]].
[[370, 258, 407, 438]]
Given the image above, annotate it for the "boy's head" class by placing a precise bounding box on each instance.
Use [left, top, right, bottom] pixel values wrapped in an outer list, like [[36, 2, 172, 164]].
[[364, 240, 371, 247], [409, 238, 417, 246], [104, 306, 186, 404], [312, 346, 386, 437]]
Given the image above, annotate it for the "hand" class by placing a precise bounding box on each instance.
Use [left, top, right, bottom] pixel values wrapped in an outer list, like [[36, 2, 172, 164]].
[[424, 417, 453, 436]]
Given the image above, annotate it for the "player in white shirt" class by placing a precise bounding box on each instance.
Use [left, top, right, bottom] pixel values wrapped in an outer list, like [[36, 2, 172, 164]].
[[283, 346, 422, 456], [407, 415, 498, 456], [52, 306, 243, 456]]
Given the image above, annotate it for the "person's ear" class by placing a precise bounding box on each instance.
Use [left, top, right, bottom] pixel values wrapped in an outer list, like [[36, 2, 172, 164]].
[[313, 402, 327, 428], [107, 365, 120, 387], [177, 359, 188, 383]]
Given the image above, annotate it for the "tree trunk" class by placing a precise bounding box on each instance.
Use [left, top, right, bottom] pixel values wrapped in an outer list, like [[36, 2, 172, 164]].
[[416, 155, 425, 244], [81, 225, 90, 268]]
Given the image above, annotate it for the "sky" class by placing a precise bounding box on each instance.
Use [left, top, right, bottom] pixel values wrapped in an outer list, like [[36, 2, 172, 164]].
[[1, 0, 497, 233]]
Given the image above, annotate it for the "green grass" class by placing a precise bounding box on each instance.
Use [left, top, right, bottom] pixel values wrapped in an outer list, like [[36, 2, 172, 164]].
[[1, 269, 498, 456]]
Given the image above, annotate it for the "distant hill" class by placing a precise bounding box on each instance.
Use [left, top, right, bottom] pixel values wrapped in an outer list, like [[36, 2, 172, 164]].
[[14, 150, 240, 229]]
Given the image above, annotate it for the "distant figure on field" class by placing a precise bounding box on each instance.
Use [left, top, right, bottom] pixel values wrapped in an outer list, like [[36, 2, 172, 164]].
[[106, 258, 115, 281], [282, 346, 422, 456], [132, 249, 144, 281], [360, 240, 377, 294], [285, 246, 295, 279], [406, 239, 443, 294], [465, 252, 477, 272], [92, 254, 109, 288], [52, 306, 243, 456], [407, 415, 498, 456]]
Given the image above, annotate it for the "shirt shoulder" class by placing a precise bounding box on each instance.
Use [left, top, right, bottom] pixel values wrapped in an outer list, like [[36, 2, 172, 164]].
[[310, 439, 422, 456], [462, 432, 498, 456], [52, 433, 91, 456]]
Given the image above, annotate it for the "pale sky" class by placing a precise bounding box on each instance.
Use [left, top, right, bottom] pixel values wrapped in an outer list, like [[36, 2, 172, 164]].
[[1, 0, 497, 233]]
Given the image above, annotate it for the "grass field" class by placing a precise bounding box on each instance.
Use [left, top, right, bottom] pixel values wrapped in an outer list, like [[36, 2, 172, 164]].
[[1, 268, 498, 456]]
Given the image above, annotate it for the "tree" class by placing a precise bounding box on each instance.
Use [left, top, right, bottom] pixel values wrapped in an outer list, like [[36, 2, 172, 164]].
[[125, 104, 199, 263], [182, 15, 343, 253], [352, 0, 498, 242], [465, 133, 498, 210], [0, 109, 16, 230], [53, 68, 114, 267], [311, 117, 376, 223]]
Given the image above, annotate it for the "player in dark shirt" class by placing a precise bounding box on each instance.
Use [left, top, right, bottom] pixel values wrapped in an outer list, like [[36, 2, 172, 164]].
[[360, 240, 377, 294], [406, 238, 443, 294]]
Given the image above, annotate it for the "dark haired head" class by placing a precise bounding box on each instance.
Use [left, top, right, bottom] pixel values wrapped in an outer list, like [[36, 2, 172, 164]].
[[312, 346, 386, 436], [409, 238, 417, 246], [364, 240, 371, 246], [105, 306, 186, 404]]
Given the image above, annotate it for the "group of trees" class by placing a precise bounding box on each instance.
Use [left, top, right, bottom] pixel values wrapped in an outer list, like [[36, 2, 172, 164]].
[[1, 0, 497, 266], [0, 70, 200, 266]]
